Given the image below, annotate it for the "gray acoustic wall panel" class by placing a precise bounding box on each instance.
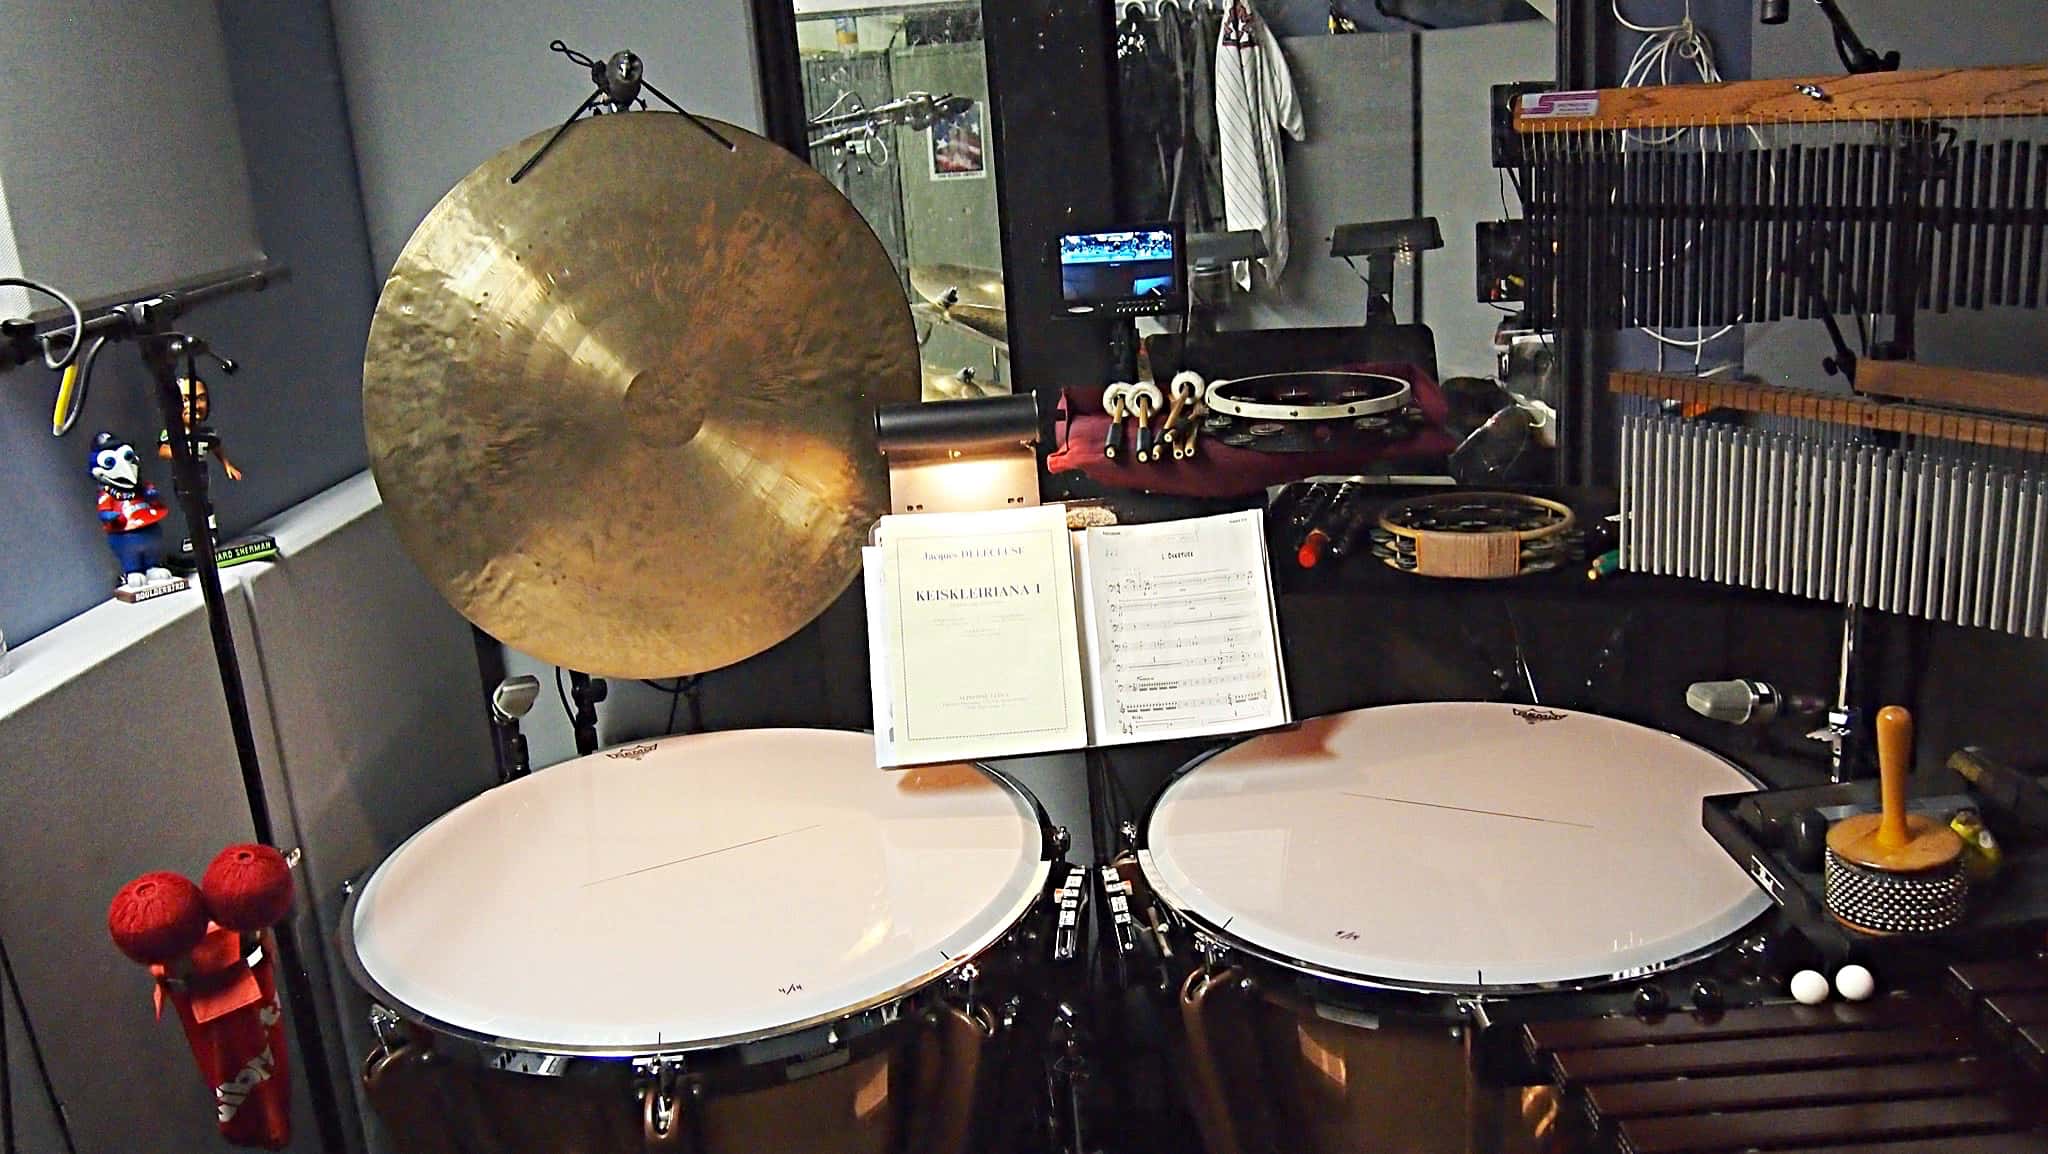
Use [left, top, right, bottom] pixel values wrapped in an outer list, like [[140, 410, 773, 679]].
[[236, 474, 497, 1154], [1, 957, 66, 1154], [0, 590, 329, 1154], [1, 0, 379, 649], [1218, 32, 1414, 332], [332, 0, 768, 274], [1420, 20, 1555, 381], [0, 471, 498, 1153], [0, 0, 263, 306]]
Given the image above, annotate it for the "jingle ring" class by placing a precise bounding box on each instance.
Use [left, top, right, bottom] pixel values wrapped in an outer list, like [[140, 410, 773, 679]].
[[1203, 371, 1411, 422], [1371, 492, 1575, 579]]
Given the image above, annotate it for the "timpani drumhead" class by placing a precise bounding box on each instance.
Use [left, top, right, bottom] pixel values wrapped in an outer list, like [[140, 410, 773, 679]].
[[1141, 703, 1771, 989], [346, 729, 1048, 1053]]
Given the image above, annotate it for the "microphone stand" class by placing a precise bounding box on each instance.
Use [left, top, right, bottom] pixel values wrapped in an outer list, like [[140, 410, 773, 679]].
[[3, 268, 351, 1154], [1794, 0, 1900, 75]]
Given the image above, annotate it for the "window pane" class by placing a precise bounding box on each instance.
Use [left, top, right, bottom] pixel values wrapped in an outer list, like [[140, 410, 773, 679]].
[[796, 3, 1010, 401]]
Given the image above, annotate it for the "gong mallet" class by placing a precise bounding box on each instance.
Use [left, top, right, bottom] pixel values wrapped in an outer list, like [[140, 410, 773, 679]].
[[1824, 706, 1967, 934]]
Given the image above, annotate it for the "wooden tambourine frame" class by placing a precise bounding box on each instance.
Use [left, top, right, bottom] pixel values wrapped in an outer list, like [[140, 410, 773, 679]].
[[1375, 492, 1575, 579]]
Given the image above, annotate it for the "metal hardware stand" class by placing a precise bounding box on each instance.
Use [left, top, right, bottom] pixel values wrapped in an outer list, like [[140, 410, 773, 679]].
[[3, 269, 350, 1154]]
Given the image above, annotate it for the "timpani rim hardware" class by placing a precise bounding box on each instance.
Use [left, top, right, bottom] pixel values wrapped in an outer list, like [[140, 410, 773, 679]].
[[1135, 702, 1774, 996], [340, 729, 1056, 1062]]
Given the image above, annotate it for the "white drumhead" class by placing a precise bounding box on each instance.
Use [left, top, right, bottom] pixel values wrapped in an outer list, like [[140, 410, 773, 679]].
[[1141, 703, 1771, 989], [348, 729, 1048, 1052]]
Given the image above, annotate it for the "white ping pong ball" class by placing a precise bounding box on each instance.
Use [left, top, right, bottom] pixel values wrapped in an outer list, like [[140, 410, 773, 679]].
[[1790, 969, 1830, 1005], [1835, 964, 1875, 1002]]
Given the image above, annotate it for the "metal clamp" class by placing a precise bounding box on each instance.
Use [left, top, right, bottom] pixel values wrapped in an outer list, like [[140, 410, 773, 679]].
[[368, 1004, 405, 1050], [636, 1055, 690, 1143], [948, 961, 982, 1016], [1100, 865, 1139, 957], [1190, 930, 1233, 973]]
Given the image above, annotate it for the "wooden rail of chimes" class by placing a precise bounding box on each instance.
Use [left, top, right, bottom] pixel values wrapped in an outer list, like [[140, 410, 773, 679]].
[[1514, 65, 2048, 637]]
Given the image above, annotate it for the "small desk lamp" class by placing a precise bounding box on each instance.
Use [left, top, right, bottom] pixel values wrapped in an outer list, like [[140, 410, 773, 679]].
[[874, 393, 1041, 515]]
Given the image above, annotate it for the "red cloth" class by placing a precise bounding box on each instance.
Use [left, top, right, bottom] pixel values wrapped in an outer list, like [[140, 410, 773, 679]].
[[150, 927, 292, 1150], [1046, 361, 1457, 497]]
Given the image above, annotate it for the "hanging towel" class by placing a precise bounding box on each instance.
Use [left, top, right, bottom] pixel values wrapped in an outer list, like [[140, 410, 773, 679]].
[[1215, 1, 1303, 290]]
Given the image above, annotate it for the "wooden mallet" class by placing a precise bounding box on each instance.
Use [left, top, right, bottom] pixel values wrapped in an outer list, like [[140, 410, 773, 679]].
[[1824, 706, 1967, 934]]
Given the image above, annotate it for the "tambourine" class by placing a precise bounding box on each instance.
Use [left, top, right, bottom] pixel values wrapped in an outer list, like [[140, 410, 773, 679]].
[[1200, 371, 1425, 454], [1368, 492, 1577, 578]]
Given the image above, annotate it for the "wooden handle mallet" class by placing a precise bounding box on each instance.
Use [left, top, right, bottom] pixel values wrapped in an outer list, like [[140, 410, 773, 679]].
[[1823, 706, 1967, 934]]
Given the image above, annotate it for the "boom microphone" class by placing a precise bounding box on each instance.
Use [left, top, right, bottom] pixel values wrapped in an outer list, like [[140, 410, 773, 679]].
[[1686, 679, 1826, 726]]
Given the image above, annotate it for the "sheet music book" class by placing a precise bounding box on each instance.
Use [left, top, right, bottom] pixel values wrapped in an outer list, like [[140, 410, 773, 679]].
[[867, 507, 1290, 767]]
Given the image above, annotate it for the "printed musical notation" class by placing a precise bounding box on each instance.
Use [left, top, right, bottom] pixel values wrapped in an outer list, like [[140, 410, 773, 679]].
[[1082, 510, 1290, 743]]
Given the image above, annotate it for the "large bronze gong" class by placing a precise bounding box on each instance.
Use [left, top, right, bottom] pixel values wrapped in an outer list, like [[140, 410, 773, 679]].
[[364, 113, 918, 678]]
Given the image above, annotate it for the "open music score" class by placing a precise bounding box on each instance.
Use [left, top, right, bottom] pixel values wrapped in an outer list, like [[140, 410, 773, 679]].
[[1079, 510, 1291, 744], [865, 507, 1291, 766]]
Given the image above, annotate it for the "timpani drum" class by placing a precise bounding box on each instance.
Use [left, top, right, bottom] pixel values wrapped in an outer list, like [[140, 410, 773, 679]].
[[341, 729, 1056, 1154], [1134, 703, 1774, 1154]]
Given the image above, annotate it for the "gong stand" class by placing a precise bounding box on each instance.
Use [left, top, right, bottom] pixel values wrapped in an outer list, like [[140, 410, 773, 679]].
[[510, 40, 735, 184], [495, 38, 731, 761], [568, 671, 606, 757], [2, 269, 352, 1154]]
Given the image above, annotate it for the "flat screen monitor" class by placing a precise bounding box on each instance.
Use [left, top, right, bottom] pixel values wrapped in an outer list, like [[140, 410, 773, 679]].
[[1056, 226, 1183, 318]]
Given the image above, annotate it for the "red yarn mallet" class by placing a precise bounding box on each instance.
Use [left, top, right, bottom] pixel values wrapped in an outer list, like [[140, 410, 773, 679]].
[[107, 872, 210, 965], [201, 844, 295, 932]]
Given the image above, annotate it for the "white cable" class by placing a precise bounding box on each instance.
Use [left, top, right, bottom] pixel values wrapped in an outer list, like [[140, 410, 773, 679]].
[[1639, 325, 1736, 350], [1610, 0, 1685, 34], [1610, 2, 1764, 372], [809, 88, 864, 127]]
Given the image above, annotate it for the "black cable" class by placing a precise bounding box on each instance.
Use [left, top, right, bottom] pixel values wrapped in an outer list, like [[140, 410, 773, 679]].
[[556, 666, 573, 725], [2, 924, 12, 1154], [0, 933, 73, 1154]]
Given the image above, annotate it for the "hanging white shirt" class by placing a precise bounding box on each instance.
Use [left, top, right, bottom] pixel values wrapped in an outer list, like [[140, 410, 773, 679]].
[[1215, 2, 1304, 291]]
